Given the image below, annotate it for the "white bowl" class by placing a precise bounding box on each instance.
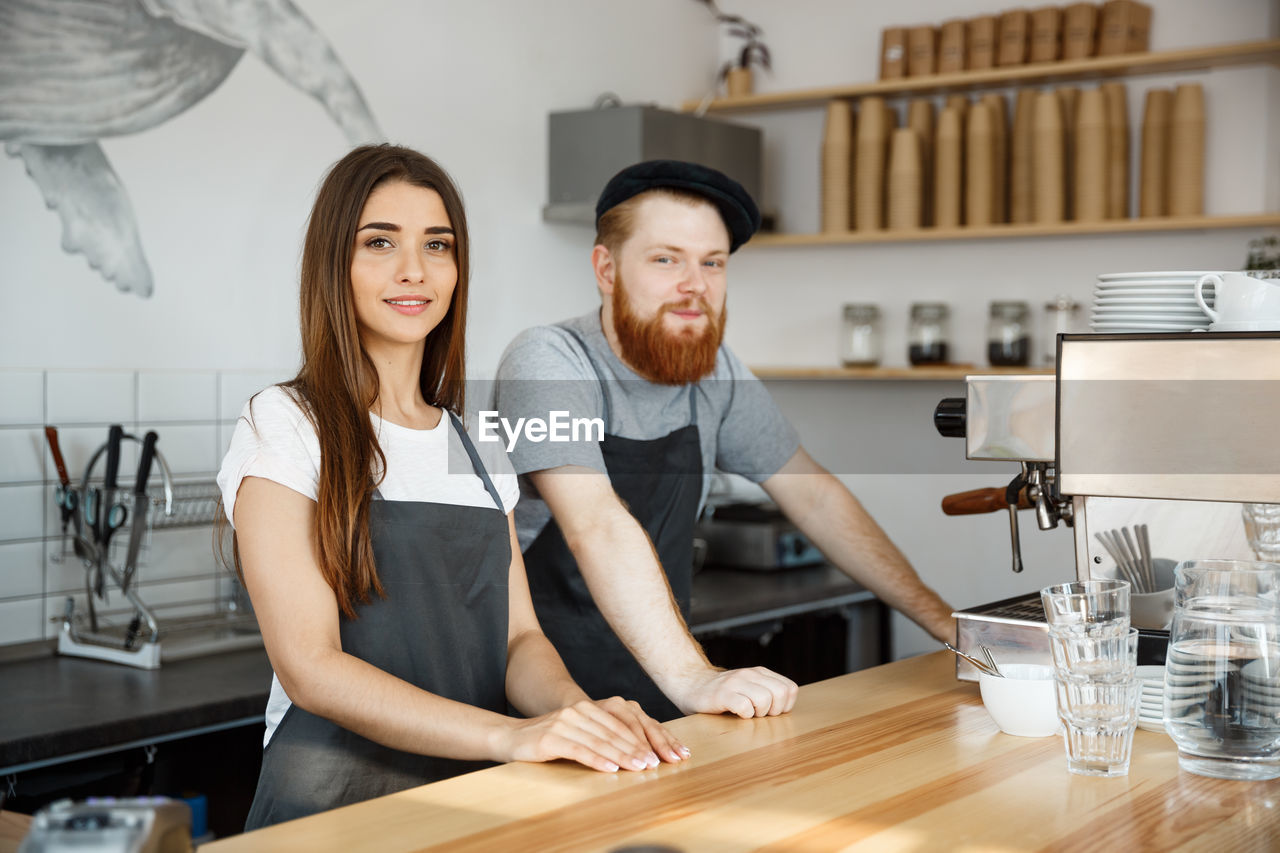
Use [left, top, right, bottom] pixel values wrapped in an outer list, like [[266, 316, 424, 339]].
[[979, 664, 1059, 738]]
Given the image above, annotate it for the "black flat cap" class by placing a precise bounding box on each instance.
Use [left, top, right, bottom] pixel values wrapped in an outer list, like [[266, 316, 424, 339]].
[[595, 160, 761, 252]]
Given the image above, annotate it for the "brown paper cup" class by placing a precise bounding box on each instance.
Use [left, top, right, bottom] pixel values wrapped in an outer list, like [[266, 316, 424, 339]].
[[1139, 88, 1172, 217], [888, 128, 924, 230], [1010, 89, 1038, 224], [934, 106, 964, 228], [1074, 87, 1109, 222], [1102, 82, 1130, 219], [1033, 90, 1065, 223], [1168, 83, 1205, 216]]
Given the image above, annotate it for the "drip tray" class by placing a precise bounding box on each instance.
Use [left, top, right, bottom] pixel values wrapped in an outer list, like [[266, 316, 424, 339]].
[[952, 592, 1170, 682], [953, 592, 1049, 682]]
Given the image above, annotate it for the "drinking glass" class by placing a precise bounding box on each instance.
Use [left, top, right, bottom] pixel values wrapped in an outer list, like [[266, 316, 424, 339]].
[[1041, 579, 1131, 636], [1049, 627, 1139, 682], [1047, 627, 1141, 776], [1242, 503, 1280, 562], [1042, 581, 1138, 776], [1164, 559, 1280, 781], [1056, 677, 1142, 777]]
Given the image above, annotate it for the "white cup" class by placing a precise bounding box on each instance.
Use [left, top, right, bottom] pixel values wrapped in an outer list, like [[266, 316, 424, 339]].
[[1196, 271, 1280, 325]]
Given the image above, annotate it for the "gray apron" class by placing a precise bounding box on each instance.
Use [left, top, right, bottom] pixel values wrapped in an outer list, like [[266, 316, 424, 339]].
[[523, 327, 703, 722], [244, 413, 510, 830]]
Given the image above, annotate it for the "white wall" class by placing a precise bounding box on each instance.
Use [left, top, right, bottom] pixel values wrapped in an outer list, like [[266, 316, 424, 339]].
[[2, 1, 1277, 658]]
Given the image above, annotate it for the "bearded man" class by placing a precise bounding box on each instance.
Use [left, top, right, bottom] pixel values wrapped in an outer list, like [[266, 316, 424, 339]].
[[492, 161, 954, 722]]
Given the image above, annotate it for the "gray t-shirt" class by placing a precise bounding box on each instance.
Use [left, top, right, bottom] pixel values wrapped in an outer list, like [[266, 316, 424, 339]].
[[492, 310, 800, 549]]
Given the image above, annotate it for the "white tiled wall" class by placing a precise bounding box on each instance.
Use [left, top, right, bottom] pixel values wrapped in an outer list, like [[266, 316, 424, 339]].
[[0, 368, 290, 647]]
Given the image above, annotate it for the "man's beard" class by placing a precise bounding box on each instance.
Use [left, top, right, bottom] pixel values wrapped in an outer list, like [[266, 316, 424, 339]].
[[612, 274, 726, 385]]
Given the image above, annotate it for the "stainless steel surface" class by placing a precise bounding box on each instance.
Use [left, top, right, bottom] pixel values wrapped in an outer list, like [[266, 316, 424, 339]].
[[953, 594, 1051, 682], [1005, 490, 1024, 574], [964, 374, 1056, 462], [1057, 333, 1280, 503], [544, 105, 762, 223]]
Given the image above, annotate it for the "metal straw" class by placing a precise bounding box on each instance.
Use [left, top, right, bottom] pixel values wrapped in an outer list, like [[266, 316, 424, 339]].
[[944, 642, 1002, 677]]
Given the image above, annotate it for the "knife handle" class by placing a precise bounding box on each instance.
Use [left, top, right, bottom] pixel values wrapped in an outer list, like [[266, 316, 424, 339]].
[[941, 487, 1033, 515], [44, 426, 71, 487], [104, 424, 124, 491], [135, 431, 159, 495]]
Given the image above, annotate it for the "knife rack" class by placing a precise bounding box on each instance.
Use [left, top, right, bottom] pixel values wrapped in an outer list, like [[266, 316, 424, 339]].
[[57, 472, 261, 668], [56, 436, 174, 669]]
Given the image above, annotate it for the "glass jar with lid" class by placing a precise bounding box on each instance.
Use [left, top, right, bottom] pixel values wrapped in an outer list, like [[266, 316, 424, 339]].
[[841, 303, 882, 366], [1041, 295, 1081, 365], [908, 302, 951, 365], [987, 300, 1032, 366]]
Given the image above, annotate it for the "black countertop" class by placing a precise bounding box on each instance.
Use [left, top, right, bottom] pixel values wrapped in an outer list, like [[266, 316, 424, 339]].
[[1, 648, 273, 773], [2, 564, 868, 773], [690, 564, 873, 632]]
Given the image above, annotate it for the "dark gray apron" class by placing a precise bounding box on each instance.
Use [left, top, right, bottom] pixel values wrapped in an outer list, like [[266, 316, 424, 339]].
[[523, 327, 703, 722], [244, 413, 510, 830]]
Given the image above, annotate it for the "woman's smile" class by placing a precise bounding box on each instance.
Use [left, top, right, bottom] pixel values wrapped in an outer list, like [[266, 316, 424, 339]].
[[384, 296, 432, 315]]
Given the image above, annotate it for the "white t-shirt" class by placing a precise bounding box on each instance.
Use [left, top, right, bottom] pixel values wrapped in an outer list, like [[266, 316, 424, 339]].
[[216, 385, 519, 746]]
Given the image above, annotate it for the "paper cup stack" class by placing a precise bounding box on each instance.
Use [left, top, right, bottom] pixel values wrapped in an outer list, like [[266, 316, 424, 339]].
[[821, 100, 854, 233], [1090, 271, 1215, 333]]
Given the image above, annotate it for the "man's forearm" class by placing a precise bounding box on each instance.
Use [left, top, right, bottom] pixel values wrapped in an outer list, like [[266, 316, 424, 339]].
[[564, 511, 714, 705], [786, 475, 955, 642]]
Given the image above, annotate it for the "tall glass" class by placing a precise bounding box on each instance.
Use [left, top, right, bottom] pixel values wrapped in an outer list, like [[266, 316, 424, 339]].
[[1050, 628, 1141, 776], [1164, 560, 1280, 781], [1042, 580, 1139, 776]]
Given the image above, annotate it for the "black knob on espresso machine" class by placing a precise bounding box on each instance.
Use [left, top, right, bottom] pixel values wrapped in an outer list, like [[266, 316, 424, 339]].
[[933, 397, 967, 438]]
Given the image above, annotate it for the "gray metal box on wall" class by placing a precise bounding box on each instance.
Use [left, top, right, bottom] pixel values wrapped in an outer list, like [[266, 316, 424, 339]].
[[544, 105, 762, 223]]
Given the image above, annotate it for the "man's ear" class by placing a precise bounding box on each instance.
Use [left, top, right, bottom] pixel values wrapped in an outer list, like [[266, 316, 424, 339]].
[[591, 244, 616, 296]]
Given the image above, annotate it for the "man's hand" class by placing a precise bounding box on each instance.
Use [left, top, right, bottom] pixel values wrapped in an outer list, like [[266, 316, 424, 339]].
[[676, 666, 798, 718]]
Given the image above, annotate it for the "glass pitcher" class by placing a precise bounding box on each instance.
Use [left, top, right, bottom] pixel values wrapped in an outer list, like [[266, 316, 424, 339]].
[[1164, 559, 1280, 780]]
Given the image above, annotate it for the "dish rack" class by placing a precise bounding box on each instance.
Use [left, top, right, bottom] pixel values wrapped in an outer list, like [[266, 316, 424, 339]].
[[150, 480, 223, 529], [58, 450, 260, 669]]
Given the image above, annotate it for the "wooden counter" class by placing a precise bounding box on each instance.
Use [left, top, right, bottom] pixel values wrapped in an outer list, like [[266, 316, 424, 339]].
[[184, 651, 1279, 852]]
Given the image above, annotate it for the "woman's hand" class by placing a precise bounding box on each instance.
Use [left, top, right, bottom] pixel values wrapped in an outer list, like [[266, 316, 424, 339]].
[[495, 698, 689, 773]]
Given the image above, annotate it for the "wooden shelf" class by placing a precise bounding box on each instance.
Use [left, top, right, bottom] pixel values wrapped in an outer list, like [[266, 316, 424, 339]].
[[752, 365, 1056, 381], [748, 213, 1280, 247], [682, 39, 1280, 113]]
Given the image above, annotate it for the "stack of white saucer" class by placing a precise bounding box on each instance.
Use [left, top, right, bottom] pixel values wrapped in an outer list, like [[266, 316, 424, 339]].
[[1242, 658, 1280, 715], [1136, 664, 1167, 734], [1090, 271, 1213, 333]]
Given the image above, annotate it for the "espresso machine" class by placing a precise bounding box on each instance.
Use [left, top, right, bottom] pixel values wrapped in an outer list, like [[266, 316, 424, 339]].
[[935, 332, 1280, 680]]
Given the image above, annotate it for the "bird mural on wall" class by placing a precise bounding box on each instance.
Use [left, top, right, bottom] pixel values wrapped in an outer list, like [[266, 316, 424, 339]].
[[1, 0, 383, 298]]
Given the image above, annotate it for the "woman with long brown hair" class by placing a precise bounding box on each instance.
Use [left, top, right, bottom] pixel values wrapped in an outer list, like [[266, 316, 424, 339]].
[[217, 144, 686, 830]]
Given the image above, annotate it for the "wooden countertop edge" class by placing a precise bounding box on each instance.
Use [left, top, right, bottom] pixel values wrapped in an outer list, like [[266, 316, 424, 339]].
[[11, 652, 1280, 852]]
